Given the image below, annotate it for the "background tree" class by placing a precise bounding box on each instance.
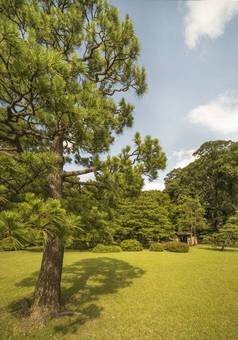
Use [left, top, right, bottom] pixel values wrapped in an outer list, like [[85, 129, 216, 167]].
[[173, 196, 207, 237], [63, 184, 116, 249], [165, 140, 238, 231], [204, 210, 238, 250], [0, 0, 166, 318], [113, 191, 174, 246]]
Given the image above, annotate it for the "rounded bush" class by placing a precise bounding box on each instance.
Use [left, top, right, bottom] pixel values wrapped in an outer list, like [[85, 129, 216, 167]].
[[120, 239, 143, 251], [165, 241, 189, 253], [149, 243, 164, 252], [91, 244, 122, 253]]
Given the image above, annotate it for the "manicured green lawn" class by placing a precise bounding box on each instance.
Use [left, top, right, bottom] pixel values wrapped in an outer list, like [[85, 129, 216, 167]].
[[1, 247, 238, 339]]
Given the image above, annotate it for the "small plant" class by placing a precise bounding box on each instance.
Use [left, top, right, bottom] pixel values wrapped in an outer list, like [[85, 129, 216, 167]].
[[120, 239, 143, 251], [149, 243, 164, 252], [165, 241, 189, 253], [91, 244, 122, 253]]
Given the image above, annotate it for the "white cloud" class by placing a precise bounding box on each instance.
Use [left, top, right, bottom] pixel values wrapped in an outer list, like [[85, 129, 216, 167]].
[[188, 93, 238, 134], [184, 0, 238, 48], [143, 179, 165, 191], [173, 149, 196, 169], [143, 149, 197, 190]]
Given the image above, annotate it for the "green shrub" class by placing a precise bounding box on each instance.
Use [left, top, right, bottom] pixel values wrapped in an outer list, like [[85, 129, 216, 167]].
[[165, 241, 189, 253], [149, 243, 164, 252], [91, 244, 122, 253], [120, 239, 143, 251]]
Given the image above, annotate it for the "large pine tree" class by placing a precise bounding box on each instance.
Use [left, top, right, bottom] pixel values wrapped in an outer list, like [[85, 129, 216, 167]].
[[0, 0, 166, 318]]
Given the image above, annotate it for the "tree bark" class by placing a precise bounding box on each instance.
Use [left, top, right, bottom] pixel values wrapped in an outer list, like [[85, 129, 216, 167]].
[[31, 234, 64, 317], [31, 134, 64, 318]]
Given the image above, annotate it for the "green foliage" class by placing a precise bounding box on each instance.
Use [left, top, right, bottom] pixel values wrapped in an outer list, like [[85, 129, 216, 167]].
[[91, 244, 122, 253], [204, 210, 238, 250], [0, 0, 166, 250], [0, 0, 149, 162], [0, 194, 81, 249], [0, 210, 37, 250], [165, 140, 238, 231], [120, 239, 143, 251], [21, 194, 81, 237], [0, 152, 57, 210], [149, 243, 164, 252], [63, 187, 116, 248], [93, 133, 166, 202], [165, 241, 189, 253], [173, 196, 207, 235], [114, 191, 175, 246]]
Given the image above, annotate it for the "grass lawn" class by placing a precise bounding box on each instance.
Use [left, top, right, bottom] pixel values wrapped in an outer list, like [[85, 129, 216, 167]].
[[0, 247, 238, 339]]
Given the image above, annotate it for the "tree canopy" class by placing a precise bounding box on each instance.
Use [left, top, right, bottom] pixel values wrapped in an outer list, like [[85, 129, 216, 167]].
[[113, 191, 175, 246], [205, 210, 238, 250], [173, 196, 207, 236], [165, 140, 238, 231]]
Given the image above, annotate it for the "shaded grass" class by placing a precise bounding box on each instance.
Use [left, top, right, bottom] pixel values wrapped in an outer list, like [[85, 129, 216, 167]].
[[0, 248, 238, 339]]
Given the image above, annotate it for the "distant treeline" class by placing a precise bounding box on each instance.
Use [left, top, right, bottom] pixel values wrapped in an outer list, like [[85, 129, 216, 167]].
[[1, 140, 238, 250]]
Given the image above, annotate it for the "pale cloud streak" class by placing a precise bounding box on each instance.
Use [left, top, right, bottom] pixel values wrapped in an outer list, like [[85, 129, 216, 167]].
[[184, 0, 238, 48], [188, 93, 238, 134], [173, 149, 196, 169]]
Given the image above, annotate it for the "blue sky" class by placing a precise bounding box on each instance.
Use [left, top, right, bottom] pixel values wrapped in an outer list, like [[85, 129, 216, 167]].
[[108, 0, 238, 190]]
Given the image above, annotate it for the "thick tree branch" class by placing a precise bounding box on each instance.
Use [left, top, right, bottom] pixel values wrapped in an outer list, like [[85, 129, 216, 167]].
[[63, 176, 105, 189], [62, 167, 96, 178]]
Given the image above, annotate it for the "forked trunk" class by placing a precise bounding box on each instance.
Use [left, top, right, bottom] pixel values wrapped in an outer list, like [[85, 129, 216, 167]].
[[31, 134, 64, 318]]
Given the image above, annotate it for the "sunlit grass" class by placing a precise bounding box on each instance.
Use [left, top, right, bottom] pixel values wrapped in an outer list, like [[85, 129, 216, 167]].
[[0, 247, 238, 339]]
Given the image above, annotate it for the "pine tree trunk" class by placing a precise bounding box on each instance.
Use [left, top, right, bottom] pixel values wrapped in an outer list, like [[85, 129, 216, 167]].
[[31, 134, 64, 319], [31, 234, 64, 317]]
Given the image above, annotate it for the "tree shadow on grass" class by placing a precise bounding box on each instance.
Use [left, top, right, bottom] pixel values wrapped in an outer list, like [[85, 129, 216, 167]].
[[200, 246, 238, 252], [24, 247, 43, 252], [10, 257, 144, 336]]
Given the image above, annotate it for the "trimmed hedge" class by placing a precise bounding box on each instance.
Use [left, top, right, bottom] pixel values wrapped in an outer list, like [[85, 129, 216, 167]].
[[120, 239, 143, 251], [165, 241, 189, 253], [91, 244, 122, 253], [149, 243, 164, 252]]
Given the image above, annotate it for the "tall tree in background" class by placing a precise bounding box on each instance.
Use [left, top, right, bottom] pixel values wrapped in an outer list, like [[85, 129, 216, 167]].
[[165, 141, 238, 230], [173, 196, 207, 236], [205, 211, 238, 250], [0, 0, 166, 318], [114, 191, 174, 246]]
